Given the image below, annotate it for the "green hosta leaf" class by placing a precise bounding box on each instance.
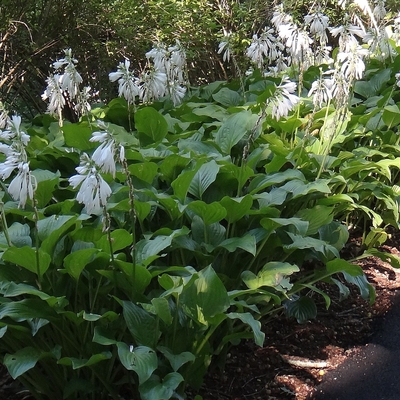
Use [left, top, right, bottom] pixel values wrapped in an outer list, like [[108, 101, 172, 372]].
[[159, 154, 191, 183], [0, 222, 31, 247], [62, 122, 96, 150], [191, 216, 226, 247], [326, 258, 363, 276], [331, 277, 351, 300], [151, 298, 172, 325], [4, 347, 46, 379], [0, 299, 56, 321], [117, 343, 157, 385], [296, 206, 334, 235], [363, 248, 400, 268], [342, 272, 375, 303], [220, 195, 253, 223], [285, 233, 339, 259], [188, 160, 220, 199], [284, 296, 317, 324], [31, 170, 60, 208], [171, 161, 205, 202], [135, 235, 173, 267], [217, 235, 256, 256], [115, 260, 151, 292], [180, 266, 229, 323], [227, 312, 265, 347], [192, 104, 228, 121], [135, 107, 168, 143], [353, 68, 391, 98], [122, 301, 159, 348], [64, 248, 100, 280], [3, 246, 51, 277], [300, 284, 331, 309], [214, 110, 256, 154], [261, 217, 309, 236], [129, 162, 158, 184], [58, 353, 111, 369], [248, 169, 304, 194], [241, 262, 299, 290], [38, 215, 77, 255], [319, 221, 349, 251], [212, 87, 242, 107], [158, 347, 195, 371], [187, 201, 227, 226], [139, 372, 184, 400], [382, 104, 400, 128], [96, 229, 132, 252]]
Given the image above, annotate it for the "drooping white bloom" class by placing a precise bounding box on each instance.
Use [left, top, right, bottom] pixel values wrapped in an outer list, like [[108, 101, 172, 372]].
[[140, 70, 167, 102], [395, 72, 400, 88], [53, 48, 83, 100], [8, 162, 35, 208], [109, 60, 140, 105], [337, 45, 368, 80], [42, 74, 65, 118], [218, 31, 233, 62], [308, 71, 335, 108], [304, 11, 330, 43], [90, 121, 126, 176], [146, 44, 168, 72], [284, 26, 313, 66], [168, 81, 186, 106], [271, 4, 293, 30], [1, 116, 30, 145], [330, 24, 366, 52], [364, 27, 395, 60], [270, 78, 300, 120], [69, 153, 112, 215], [373, 0, 387, 22], [314, 45, 334, 65], [246, 29, 283, 69], [75, 86, 92, 116]]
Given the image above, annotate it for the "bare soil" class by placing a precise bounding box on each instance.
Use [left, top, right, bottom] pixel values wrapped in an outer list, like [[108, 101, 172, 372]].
[[2, 233, 400, 400]]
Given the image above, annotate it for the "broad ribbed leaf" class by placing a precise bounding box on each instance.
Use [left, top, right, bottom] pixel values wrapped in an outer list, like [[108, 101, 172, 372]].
[[284, 296, 317, 323], [64, 248, 99, 280], [4, 347, 43, 379], [158, 347, 195, 371], [187, 201, 227, 226], [3, 247, 51, 277], [217, 235, 256, 256], [215, 110, 256, 154], [122, 301, 159, 348], [220, 195, 253, 223], [139, 372, 184, 400], [0, 222, 31, 248], [135, 235, 173, 266], [58, 353, 111, 369], [117, 343, 157, 385], [227, 312, 265, 346], [96, 229, 132, 252], [188, 160, 219, 199], [242, 262, 299, 290], [296, 205, 334, 235], [135, 107, 168, 142], [212, 87, 242, 107]]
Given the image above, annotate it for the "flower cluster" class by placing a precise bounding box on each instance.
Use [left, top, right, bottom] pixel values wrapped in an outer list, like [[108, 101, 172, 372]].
[[42, 49, 91, 122], [69, 153, 112, 215], [109, 41, 188, 106], [269, 78, 300, 120], [0, 116, 35, 208], [69, 121, 126, 214]]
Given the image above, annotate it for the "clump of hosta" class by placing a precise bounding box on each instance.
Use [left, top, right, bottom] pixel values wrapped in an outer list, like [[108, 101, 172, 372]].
[[0, 115, 35, 208], [42, 48, 91, 124], [109, 40, 188, 106]]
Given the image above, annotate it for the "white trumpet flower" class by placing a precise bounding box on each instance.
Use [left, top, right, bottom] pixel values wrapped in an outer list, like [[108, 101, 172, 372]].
[[69, 154, 112, 215]]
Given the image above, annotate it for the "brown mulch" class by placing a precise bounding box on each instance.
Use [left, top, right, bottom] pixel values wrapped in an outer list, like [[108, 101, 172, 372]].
[[2, 233, 400, 400], [196, 232, 400, 400]]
